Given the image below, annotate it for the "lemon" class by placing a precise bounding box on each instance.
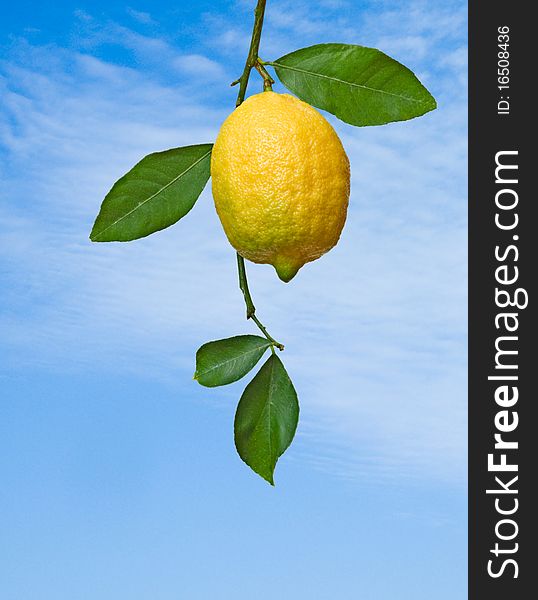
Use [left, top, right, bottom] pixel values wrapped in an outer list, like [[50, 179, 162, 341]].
[[211, 91, 350, 282]]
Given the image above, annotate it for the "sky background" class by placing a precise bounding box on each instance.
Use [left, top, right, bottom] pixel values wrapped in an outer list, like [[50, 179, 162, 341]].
[[1, 1, 467, 598]]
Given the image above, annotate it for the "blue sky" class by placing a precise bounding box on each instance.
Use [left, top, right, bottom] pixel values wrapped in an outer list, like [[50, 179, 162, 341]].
[[1, 1, 467, 598]]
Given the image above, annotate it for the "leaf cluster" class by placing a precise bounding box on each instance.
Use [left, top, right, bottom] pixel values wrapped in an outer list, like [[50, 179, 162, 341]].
[[195, 336, 298, 484]]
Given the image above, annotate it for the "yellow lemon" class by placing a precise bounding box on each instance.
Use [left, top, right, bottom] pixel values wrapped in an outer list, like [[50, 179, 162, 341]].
[[211, 91, 350, 282]]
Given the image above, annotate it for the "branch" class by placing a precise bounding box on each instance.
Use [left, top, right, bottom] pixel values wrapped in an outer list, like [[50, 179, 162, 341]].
[[231, 0, 283, 351]]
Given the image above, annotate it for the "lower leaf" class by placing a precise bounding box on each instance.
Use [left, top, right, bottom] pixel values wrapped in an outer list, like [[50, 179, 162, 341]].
[[194, 335, 271, 387], [234, 354, 299, 485]]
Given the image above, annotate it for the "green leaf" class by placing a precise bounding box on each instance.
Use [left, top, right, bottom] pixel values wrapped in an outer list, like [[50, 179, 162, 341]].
[[234, 354, 299, 485], [90, 144, 213, 242], [194, 335, 272, 387], [269, 43, 437, 126]]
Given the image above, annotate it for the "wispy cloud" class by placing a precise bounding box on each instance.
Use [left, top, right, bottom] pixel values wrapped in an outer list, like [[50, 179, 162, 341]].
[[171, 53, 226, 78], [0, 0, 466, 486], [126, 8, 158, 26], [71, 9, 229, 87]]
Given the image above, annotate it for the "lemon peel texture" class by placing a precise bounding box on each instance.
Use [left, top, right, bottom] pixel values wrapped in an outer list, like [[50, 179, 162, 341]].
[[211, 91, 350, 282]]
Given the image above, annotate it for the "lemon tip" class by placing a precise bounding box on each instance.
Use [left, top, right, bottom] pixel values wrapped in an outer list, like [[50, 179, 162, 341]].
[[274, 260, 301, 283]]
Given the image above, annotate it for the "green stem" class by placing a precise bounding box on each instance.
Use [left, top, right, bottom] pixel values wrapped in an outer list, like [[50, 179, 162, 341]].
[[235, 0, 268, 106], [232, 0, 283, 352], [254, 59, 274, 91], [237, 254, 284, 351], [236, 252, 256, 318]]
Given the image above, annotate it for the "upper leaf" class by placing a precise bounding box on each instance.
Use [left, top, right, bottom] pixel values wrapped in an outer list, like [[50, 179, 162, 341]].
[[195, 335, 272, 387], [269, 43, 436, 126], [90, 144, 213, 242], [234, 354, 299, 485]]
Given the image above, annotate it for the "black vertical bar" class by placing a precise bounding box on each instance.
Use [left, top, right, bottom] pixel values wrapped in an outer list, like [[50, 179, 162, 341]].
[[469, 1, 533, 598]]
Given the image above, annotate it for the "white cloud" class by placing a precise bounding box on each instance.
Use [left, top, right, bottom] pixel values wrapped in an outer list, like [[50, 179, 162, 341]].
[[0, 0, 467, 486], [71, 12, 229, 87], [126, 8, 157, 26], [172, 53, 226, 78]]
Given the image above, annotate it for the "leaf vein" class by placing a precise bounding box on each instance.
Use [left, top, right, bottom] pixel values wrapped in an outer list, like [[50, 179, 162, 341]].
[[271, 62, 427, 104]]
